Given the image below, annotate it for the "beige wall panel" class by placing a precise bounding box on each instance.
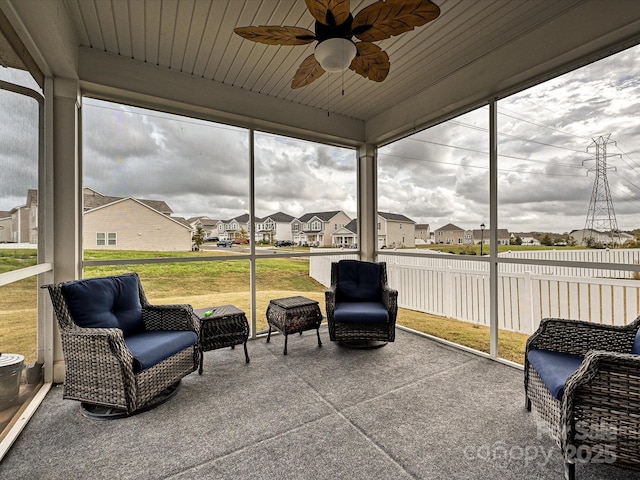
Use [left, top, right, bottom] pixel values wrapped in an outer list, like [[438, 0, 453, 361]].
[[83, 199, 191, 251]]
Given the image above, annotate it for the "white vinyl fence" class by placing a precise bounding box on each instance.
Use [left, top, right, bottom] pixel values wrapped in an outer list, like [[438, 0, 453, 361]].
[[310, 249, 640, 335]]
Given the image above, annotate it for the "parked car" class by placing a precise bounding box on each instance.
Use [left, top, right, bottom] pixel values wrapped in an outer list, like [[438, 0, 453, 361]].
[[217, 240, 233, 247], [234, 238, 250, 244], [204, 236, 219, 242], [275, 240, 294, 247]]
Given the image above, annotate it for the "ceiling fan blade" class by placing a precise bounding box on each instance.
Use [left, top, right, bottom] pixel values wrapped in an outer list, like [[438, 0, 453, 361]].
[[292, 54, 326, 89], [305, 0, 350, 27], [349, 42, 390, 82], [234, 26, 316, 45], [352, 0, 440, 42]]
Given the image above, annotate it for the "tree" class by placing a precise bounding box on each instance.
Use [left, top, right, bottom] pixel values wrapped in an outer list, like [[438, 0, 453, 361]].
[[540, 234, 553, 246], [192, 225, 205, 250]]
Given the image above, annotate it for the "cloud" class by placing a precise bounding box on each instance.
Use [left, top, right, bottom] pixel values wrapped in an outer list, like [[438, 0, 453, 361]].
[[2, 44, 640, 234], [378, 44, 640, 232], [0, 83, 39, 211]]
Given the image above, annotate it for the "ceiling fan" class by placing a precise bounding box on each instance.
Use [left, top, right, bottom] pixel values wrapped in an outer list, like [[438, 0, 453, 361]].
[[234, 0, 440, 89]]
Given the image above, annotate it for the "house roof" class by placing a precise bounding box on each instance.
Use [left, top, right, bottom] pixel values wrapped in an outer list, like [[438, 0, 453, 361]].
[[297, 211, 345, 223], [343, 219, 358, 234], [263, 212, 295, 223], [225, 213, 250, 224], [379, 212, 415, 223], [83, 189, 173, 215], [171, 216, 192, 228], [435, 223, 464, 232], [7, 1, 638, 147], [26, 189, 37, 207]]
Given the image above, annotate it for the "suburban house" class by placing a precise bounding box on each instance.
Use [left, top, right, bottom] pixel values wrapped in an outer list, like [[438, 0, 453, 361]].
[[469, 228, 511, 246], [83, 189, 192, 251], [434, 223, 466, 245], [415, 223, 431, 244], [292, 211, 352, 247], [2, 187, 191, 250], [189, 216, 222, 240], [331, 213, 416, 248], [219, 213, 250, 242], [511, 232, 541, 246], [255, 211, 295, 243], [570, 228, 634, 246], [378, 212, 416, 248], [1, 189, 39, 244], [0, 211, 11, 242], [332, 219, 358, 247]]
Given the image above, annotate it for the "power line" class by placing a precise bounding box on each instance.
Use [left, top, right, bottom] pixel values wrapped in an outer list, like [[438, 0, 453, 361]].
[[490, 105, 593, 142], [83, 99, 244, 134], [377, 152, 586, 177], [404, 136, 588, 170], [449, 119, 591, 156]]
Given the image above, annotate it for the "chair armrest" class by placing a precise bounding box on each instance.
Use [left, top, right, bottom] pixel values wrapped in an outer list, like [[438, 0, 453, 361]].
[[325, 286, 337, 322], [562, 350, 640, 447], [61, 326, 134, 369], [382, 286, 398, 325], [526, 317, 640, 357], [142, 304, 199, 334]]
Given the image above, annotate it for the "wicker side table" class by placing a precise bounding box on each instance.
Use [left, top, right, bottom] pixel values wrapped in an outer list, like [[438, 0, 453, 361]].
[[266, 296, 322, 355], [194, 305, 250, 374]]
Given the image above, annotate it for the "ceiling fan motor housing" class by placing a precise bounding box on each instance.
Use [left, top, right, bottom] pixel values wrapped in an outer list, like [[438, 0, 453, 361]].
[[314, 15, 354, 42]]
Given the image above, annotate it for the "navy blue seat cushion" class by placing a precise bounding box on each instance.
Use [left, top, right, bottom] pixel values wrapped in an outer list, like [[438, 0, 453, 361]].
[[633, 330, 640, 355], [125, 331, 198, 372], [61, 274, 144, 336], [528, 349, 584, 400], [336, 260, 381, 302], [334, 301, 389, 324]]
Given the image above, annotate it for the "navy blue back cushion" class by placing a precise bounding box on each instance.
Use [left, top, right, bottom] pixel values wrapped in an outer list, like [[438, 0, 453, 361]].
[[337, 260, 382, 302], [528, 349, 584, 400], [61, 274, 144, 337], [633, 329, 640, 355]]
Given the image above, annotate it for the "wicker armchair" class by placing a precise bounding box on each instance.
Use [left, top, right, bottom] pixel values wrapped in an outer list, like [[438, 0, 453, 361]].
[[524, 316, 640, 480], [44, 273, 200, 416], [325, 260, 397, 344]]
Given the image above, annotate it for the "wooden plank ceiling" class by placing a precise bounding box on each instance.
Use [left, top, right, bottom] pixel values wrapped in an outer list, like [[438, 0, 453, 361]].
[[62, 0, 583, 122]]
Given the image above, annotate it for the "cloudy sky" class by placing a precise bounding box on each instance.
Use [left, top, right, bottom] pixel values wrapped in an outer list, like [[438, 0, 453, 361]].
[[378, 44, 640, 233], [2, 43, 639, 234]]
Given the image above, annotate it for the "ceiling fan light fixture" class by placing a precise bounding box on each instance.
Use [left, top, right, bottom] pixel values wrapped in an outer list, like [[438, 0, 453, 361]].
[[314, 38, 356, 73]]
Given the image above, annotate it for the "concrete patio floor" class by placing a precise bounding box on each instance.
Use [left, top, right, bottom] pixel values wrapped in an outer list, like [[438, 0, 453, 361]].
[[1, 327, 637, 480]]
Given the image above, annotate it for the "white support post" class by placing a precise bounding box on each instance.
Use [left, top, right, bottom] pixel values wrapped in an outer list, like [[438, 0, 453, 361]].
[[40, 77, 54, 383], [51, 77, 81, 382], [249, 129, 257, 338], [358, 144, 377, 262], [489, 100, 499, 357]]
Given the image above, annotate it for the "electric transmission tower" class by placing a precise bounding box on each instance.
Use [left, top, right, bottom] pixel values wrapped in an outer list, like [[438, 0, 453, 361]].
[[582, 134, 621, 247]]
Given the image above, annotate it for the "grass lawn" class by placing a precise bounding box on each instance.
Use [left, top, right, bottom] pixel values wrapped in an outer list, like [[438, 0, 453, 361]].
[[1, 249, 527, 364]]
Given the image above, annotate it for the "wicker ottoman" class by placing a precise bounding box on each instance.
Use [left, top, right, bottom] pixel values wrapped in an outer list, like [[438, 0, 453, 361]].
[[266, 296, 323, 355], [194, 305, 250, 374]]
